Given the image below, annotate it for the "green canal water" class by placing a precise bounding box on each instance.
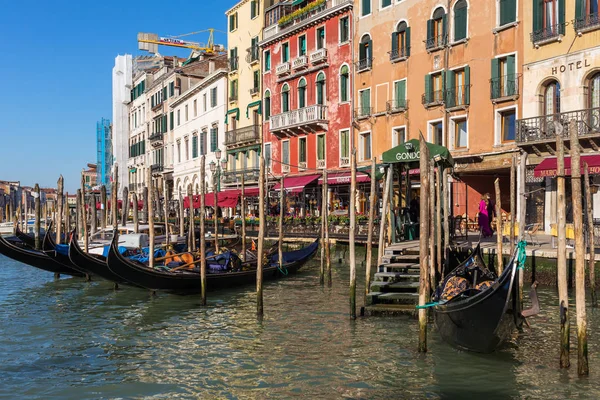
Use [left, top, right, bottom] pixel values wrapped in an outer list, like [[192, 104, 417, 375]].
[[1, 250, 599, 399]]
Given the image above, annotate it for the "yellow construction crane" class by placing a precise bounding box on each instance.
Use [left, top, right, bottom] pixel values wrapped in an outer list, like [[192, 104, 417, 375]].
[[137, 29, 225, 56]]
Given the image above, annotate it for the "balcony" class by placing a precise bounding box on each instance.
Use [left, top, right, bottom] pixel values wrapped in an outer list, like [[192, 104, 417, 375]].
[[574, 13, 600, 33], [516, 107, 600, 145], [445, 85, 470, 109], [229, 93, 238, 102], [387, 99, 408, 114], [317, 159, 325, 169], [276, 62, 290, 75], [246, 46, 260, 64], [298, 161, 307, 170], [151, 164, 164, 174], [531, 23, 566, 46], [340, 157, 350, 167], [389, 48, 409, 62], [148, 132, 163, 147], [225, 125, 261, 148], [355, 58, 372, 73], [282, 164, 290, 173], [355, 107, 372, 120], [490, 74, 521, 102], [249, 87, 260, 96], [310, 48, 328, 64], [229, 57, 239, 72], [151, 101, 163, 112], [424, 35, 447, 52], [292, 55, 308, 70], [222, 168, 261, 185], [270, 104, 328, 135], [422, 90, 445, 107]]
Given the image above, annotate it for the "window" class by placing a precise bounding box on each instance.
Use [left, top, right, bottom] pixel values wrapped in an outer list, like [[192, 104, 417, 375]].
[[230, 47, 238, 71], [169, 81, 175, 97], [282, 141, 290, 165], [210, 127, 218, 152], [282, 42, 290, 62], [203, 94, 207, 112], [361, 0, 371, 16], [230, 80, 238, 101], [177, 141, 181, 163], [393, 80, 406, 110], [360, 132, 372, 161], [453, 0, 468, 41], [264, 51, 271, 71], [299, 137, 307, 164], [265, 143, 272, 167], [382, 0, 392, 8], [340, 129, 350, 161], [299, 35, 307, 56], [424, 72, 444, 104], [454, 118, 468, 148], [391, 22, 411, 60], [193, 100, 197, 117], [200, 130, 207, 156], [192, 135, 198, 158], [359, 88, 371, 117], [298, 78, 307, 108], [316, 72, 326, 105], [339, 17, 349, 43], [445, 67, 470, 107], [543, 80, 561, 115], [500, 109, 516, 141], [358, 35, 373, 70], [491, 55, 517, 99], [575, 0, 600, 30], [340, 65, 350, 102], [392, 127, 406, 147], [185, 105, 188, 121], [170, 111, 174, 130], [264, 90, 271, 120], [499, 0, 517, 25], [427, 7, 447, 49], [229, 12, 238, 32], [185, 138, 189, 160], [282, 84, 290, 112], [177, 109, 181, 126], [250, 0, 259, 19], [253, 70, 260, 92], [532, 0, 565, 41], [430, 121, 444, 145], [317, 134, 325, 163], [210, 87, 217, 107], [316, 26, 325, 49]]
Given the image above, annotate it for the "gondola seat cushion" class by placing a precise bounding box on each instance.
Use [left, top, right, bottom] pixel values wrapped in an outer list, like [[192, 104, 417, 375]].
[[441, 276, 469, 301], [475, 280, 493, 291]]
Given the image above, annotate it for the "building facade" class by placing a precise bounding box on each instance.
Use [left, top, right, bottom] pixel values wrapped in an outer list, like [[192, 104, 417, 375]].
[[112, 54, 133, 195]]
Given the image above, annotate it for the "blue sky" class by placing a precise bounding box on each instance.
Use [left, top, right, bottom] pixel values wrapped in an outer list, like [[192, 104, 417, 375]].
[[0, 0, 236, 192]]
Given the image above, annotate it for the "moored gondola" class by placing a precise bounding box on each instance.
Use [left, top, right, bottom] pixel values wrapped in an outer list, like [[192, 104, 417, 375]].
[[106, 233, 318, 293], [14, 227, 36, 248], [431, 243, 523, 353], [42, 228, 89, 277], [68, 232, 128, 284]]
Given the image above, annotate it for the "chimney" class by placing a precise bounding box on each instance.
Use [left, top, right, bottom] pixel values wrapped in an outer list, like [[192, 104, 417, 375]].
[[209, 61, 215, 74]]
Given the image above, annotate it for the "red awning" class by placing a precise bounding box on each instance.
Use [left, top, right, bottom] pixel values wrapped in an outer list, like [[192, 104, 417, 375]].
[[533, 155, 600, 178], [183, 190, 240, 209], [317, 171, 370, 185], [272, 174, 320, 194]]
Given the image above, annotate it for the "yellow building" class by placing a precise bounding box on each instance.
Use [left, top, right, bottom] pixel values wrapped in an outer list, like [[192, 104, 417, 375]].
[[224, 0, 267, 191], [518, 0, 600, 231]]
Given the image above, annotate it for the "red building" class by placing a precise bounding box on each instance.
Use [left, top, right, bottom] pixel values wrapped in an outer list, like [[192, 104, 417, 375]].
[[261, 0, 353, 187]]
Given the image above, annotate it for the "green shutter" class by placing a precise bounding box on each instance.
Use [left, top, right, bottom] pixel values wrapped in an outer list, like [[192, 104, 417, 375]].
[[500, 0, 516, 25], [170, 111, 174, 130], [464, 66, 470, 105], [265, 96, 270, 120], [442, 14, 448, 44], [341, 74, 348, 101], [558, 0, 565, 33], [397, 80, 406, 107], [362, 0, 370, 16], [575, 0, 585, 22], [251, 0, 256, 18], [359, 42, 366, 61], [491, 58, 500, 98], [445, 70, 455, 107], [424, 74, 432, 103], [299, 87, 306, 108], [405, 27, 411, 56], [391, 32, 399, 56], [454, 6, 467, 41], [211, 128, 218, 152], [367, 39, 372, 62], [283, 92, 288, 112], [532, 0, 543, 32], [229, 14, 234, 31], [507, 55, 516, 96], [426, 19, 433, 43], [141, 140, 145, 154]]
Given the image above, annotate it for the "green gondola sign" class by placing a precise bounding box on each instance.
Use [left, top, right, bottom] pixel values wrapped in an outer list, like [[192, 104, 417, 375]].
[[381, 138, 454, 167]]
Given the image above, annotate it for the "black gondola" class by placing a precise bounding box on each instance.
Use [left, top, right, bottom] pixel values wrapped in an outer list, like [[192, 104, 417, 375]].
[[106, 233, 319, 293], [432, 244, 523, 353], [42, 228, 89, 277], [68, 232, 129, 284], [14, 227, 36, 248], [0, 233, 81, 276]]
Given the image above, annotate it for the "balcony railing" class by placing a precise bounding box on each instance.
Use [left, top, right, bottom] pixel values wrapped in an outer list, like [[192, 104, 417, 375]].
[[354, 107, 372, 119], [229, 94, 238, 102], [355, 57, 373, 72], [151, 164, 164, 173], [531, 22, 566, 44], [222, 168, 261, 185], [340, 157, 350, 167], [246, 46, 260, 63], [276, 62, 290, 75], [292, 55, 308, 69], [424, 35, 447, 51], [151, 101, 163, 112], [574, 13, 600, 32], [270, 104, 328, 133], [516, 107, 600, 143], [422, 90, 445, 106], [389, 48, 409, 62], [225, 125, 261, 147], [249, 87, 260, 96], [310, 48, 328, 63], [298, 161, 307, 170], [490, 74, 521, 100], [445, 85, 470, 108], [317, 159, 326, 169], [229, 57, 239, 72], [148, 132, 163, 142], [387, 99, 408, 113]]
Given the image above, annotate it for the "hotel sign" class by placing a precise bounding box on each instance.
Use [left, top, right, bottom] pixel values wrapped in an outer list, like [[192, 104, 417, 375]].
[[551, 59, 591, 75]]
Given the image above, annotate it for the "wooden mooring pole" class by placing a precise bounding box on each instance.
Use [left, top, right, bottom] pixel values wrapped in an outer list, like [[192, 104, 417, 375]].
[[435, 165, 442, 277], [320, 171, 326, 285], [584, 164, 597, 308], [570, 119, 589, 376], [213, 179, 219, 254], [556, 132, 570, 368], [147, 168, 155, 269], [187, 184, 194, 252], [56, 176, 64, 244], [257, 156, 265, 318], [325, 172, 331, 287], [121, 187, 129, 226], [142, 185, 149, 223], [442, 168, 450, 280], [76, 189, 82, 238], [241, 173, 246, 261], [377, 168, 392, 266], [495, 178, 503, 275], [112, 164, 119, 226], [179, 188, 184, 237], [163, 181, 170, 247], [200, 156, 207, 305], [510, 156, 516, 255], [90, 194, 97, 235], [80, 173, 88, 253], [100, 185, 107, 230], [34, 184, 41, 250], [279, 176, 284, 271], [132, 191, 139, 233], [365, 158, 376, 306], [429, 159, 436, 290], [418, 135, 430, 352], [349, 150, 357, 320]]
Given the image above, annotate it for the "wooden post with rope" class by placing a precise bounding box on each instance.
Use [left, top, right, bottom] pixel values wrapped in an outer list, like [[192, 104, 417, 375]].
[[436, 164, 442, 277], [429, 159, 436, 290], [418, 135, 430, 353], [257, 155, 265, 318], [556, 132, 570, 368], [349, 149, 357, 320], [100, 185, 107, 230], [241, 172, 246, 261], [377, 168, 392, 266], [365, 157, 377, 308], [200, 155, 207, 305], [495, 178, 503, 275], [132, 191, 139, 233], [187, 184, 194, 252], [121, 186, 129, 227], [278, 176, 284, 271], [584, 163, 597, 308], [147, 168, 155, 270]]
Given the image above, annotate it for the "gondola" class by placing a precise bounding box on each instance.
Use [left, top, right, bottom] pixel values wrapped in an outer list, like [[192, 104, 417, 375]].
[[431, 243, 523, 353], [68, 232, 129, 284], [0, 232, 81, 275], [42, 228, 89, 277], [106, 233, 319, 293], [14, 227, 36, 248]]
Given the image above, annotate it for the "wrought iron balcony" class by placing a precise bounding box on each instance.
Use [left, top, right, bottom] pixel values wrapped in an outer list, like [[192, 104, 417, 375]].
[[531, 23, 566, 45], [422, 90, 445, 107], [445, 85, 470, 108], [222, 168, 261, 185], [249, 87, 260, 96], [389, 48, 409, 62], [310, 48, 328, 64], [151, 164, 164, 173], [387, 99, 408, 113], [292, 55, 308, 69], [270, 104, 328, 134], [354, 107, 372, 119], [148, 132, 163, 145], [490, 74, 521, 101], [246, 46, 260, 64], [229, 93, 238, 102], [355, 57, 372, 73], [276, 62, 290, 75], [574, 13, 600, 32], [516, 107, 600, 144], [424, 34, 447, 51], [225, 125, 261, 147]]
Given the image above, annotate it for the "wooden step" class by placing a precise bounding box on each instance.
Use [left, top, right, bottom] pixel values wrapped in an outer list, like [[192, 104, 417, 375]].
[[379, 262, 419, 272], [371, 281, 420, 290], [362, 303, 417, 317], [378, 292, 419, 300], [374, 272, 420, 282]]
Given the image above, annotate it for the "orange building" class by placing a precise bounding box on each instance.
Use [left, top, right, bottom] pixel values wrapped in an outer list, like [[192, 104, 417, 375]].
[[354, 0, 523, 222]]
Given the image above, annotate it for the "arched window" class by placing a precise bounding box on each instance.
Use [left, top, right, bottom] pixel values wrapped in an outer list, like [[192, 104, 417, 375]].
[[316, 72, 326, 105], [282, 84, 290, 112], [340, 65, 350, 102], [589, 72, 600, 110], [264, 90, 271, 120], [298, 78, 307, 108], [453, 0, 468, 41], [391, 21, 410, 60], [358, 34, 372, 71], [427, 7, 447, 49], [543, 80, 561, 116]]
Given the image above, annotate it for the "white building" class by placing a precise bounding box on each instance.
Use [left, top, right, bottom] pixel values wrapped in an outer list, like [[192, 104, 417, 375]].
[[171, 68, 228, 199], [112, 54, 132, 195]]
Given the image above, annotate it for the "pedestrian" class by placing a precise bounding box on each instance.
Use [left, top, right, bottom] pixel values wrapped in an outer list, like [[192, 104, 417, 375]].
[[478, 193, 493, 238]]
